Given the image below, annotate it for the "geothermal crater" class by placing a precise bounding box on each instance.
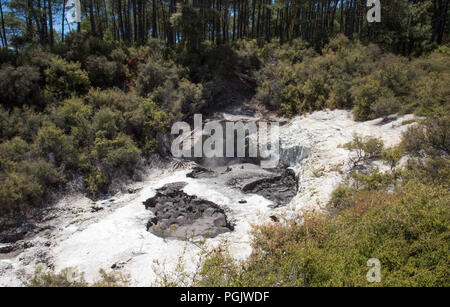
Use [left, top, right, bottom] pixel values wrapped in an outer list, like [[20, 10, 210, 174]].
[[143, 163, 298, 239]]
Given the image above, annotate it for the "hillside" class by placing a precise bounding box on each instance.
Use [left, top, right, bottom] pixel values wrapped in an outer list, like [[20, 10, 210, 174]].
[[0, 0, 448, 287]]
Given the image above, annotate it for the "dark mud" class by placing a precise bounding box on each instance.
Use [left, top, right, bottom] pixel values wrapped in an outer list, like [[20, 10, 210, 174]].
[[241, 168, 298, 208], [143, 182, 233, 239]]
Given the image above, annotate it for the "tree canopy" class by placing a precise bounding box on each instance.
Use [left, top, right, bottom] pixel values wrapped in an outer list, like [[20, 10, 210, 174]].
[[0, 0, 448, 55]]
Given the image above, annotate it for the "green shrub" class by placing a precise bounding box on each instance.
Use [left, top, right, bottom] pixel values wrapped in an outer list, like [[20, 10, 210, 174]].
[[26, 49, 55, 72], [381, 146, 403, 170], [0, 137, 29, 164], [329, 185, 356, 211], [378, 60, 413, 97], [326, 77, 353, 109], [84, 88, 134, 110], [0, 65, 41, 107], [0, 172, 43, 215], [140, 98, 169, 132], [402, 116, 449, 157], [85, 55, 126, 88], [0, 48, 17, 65], [408, 72, 450, 117], [370, 93, 401, 119], [84, 168, 109, 195], [403, 157, 450, 187], [17, 160, 66, 188], [0, 106, 44, 143], [136, 60, 179, 96], [23, 267, 129, 287], [195, 180, 449, 287], [350, 167, 394, 190], [44, 57, 90, 99], [351, 78, 383, 121], [344, 134, 384, 167], [152, 77, 203, 117], [298, 75, 329, 112], [92, 108, 121, 139], [23, 267, 88, 287], [33, 124, 75, 166], [92, 132, 141, 176], [53, 98, 93, 131]]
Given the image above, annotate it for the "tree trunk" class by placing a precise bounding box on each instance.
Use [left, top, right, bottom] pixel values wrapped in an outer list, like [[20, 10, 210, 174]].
[[118, 0, 125, 40], [48, 0, 54, 45], [61, 0, 65, 41], [167, 0, 176, 45], [152, 0, 158, 38], [0, 0, 6, 48]]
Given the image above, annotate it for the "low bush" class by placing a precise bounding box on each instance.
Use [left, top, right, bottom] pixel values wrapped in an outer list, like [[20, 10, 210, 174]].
[[402, 115, 449, 157], [23, 267, 129, 287], [0, 172, 43, 215], [0, 65, 41, 107], [328, 185, 356, 211], [344, 134, 384, 167], [43, 57, 90, 100], [253, 36, 449, 120], [195, 179, 449, 287], [136, 60, 180, 96], [85, 55, 121, 88], [381, 146, 403, 170]]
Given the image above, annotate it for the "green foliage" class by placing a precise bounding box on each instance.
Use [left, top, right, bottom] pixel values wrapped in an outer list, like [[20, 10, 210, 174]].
[[7, 107, 44, 143], [400, 115, 450, 187], [253, 36, 450, 120], [351, 78, 385, 121], [172, 5, 205, 52], [151, 77, 203, 118], [85, 55, 123, 88], [43, 57, 90, 100], [17, 160, 65, 188], [381, 147, 403, 170], [0, 172, 43, 215], [83, 169, 109, 195], [23, 267, 129, 287], [60, 34, 118, 63], [136, 60, 179, 96], [0, 48, 17, 65], [0, 83, 168, 215], [33, 124, 75, 166], [402, 116, 450, 157], [24, 267, 89, 287], [329, 185, 356, 211], [344, 134, 384, 167], [0, 64, 41, 107], [0, 137, 29, 166], [350, 167, 395, 190], [196, 179, 449, 287], [92, 132, 141, 175]]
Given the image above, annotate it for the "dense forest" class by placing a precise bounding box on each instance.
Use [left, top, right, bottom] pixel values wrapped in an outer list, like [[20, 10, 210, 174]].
[[0, 0, 448, 54], [0, 0, 448, 287]]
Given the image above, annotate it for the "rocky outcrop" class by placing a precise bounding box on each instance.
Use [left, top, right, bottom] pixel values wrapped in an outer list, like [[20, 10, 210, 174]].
[[143, 182, 233, 239], [0, 219, 36, 244], [279, 146, 310, 168], [186, 166, 218, 179]]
